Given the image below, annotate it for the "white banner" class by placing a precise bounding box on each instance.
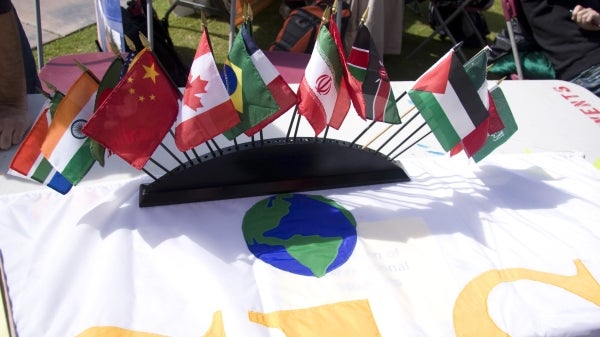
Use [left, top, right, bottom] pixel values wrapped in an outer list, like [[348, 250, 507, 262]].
[[2, 152, 600, 337]]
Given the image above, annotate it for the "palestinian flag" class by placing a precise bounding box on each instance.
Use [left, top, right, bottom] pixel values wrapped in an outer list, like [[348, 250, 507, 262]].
[[408, 50, 489, 155], [450, 47, 505, 157]]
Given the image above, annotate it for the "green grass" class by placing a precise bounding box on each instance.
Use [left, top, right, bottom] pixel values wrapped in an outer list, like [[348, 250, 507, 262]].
[[37, 0, 507, 81]]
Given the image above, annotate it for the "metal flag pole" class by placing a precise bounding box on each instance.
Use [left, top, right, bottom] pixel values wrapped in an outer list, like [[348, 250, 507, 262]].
[[146, 0, 154, 49], [34, 0, 44, 68]]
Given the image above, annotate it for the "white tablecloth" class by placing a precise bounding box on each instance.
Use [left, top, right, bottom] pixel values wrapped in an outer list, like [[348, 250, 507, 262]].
[[1, 151, 600, 337]]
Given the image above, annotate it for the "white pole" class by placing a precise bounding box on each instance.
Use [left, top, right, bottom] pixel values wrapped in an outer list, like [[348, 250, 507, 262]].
[[505, 20, 524, 79]]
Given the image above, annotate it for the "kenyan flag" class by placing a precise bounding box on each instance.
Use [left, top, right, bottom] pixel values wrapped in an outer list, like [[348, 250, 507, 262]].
[[347, 25, 400, 124]]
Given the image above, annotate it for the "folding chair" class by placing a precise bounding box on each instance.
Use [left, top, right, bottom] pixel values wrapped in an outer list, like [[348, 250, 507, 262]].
[[163, 0, 226, 26], [405, 0, 493, 61], [405, 0, 426, 18]]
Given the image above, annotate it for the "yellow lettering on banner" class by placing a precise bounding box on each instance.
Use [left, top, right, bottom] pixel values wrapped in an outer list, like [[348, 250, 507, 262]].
[[248, 299, 381, 336], [453, 259, 600, 337], [76, 326, 167, 337], [202, 311, 226, 337], [75, 311, 226, 337]]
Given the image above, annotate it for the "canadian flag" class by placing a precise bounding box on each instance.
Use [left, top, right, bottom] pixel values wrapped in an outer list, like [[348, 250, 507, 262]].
[[174, 27, 240, 152]]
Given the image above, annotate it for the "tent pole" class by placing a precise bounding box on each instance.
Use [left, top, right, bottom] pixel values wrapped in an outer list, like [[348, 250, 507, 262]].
[[147, 0, 154, 49], [34, 0, 43, 68]]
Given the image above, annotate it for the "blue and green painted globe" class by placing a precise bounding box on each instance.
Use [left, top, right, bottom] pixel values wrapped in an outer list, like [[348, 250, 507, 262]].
[[242, 194, 357, 277]]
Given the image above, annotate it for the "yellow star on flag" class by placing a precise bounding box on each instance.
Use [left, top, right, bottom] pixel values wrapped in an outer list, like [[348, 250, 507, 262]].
[[143, 63, 160, 84]]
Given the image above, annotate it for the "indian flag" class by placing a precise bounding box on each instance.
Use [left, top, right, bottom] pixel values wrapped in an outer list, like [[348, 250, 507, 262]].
[[408, 49, 489, 154], [41, 71, 99, 185], [8, 94, 72, 194]]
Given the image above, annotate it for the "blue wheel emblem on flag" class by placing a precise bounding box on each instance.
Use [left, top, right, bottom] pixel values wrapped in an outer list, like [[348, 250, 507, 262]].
[[242, 194, 357, 278], [71, 119, 87, 139]]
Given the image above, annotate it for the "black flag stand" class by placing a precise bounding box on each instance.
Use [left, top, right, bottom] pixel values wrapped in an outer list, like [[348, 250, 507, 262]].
[[135, 75, 449, 207], [137, 87, 434, 207], [138, 136, 410, 207]]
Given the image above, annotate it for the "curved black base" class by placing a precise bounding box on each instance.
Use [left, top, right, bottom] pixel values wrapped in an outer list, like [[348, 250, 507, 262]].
[[139, 138, 410, 207]]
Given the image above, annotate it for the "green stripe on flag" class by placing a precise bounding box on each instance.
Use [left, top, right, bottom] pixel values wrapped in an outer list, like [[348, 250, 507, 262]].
[[383, 91, 401, 124], [472, 87, 518, 162], [317, 25, 344, 89], [348, 65, 367, 83], [463, 48, 488, 90], [31, 158, 53, 184], [60, 138, 97, 185], [408, 89, 461, 151], [222, 25, 279, 140]]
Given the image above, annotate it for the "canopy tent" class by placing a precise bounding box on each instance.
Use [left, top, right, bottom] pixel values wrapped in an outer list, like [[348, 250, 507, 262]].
[[31, 0, 343, 70], [33, 0, 43, 69]]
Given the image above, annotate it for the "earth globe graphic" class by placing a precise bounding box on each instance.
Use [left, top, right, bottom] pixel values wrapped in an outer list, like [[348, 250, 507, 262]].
[[242, 193, 357, 277]]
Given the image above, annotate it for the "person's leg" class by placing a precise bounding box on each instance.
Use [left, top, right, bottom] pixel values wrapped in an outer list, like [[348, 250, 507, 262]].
[[0, 3, 31, 150], [15, 10, 40, 94], [570, 63, 600, 97]]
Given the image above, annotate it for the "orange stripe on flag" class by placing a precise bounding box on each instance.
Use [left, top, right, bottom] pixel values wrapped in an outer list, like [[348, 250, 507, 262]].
[[41, 73, 98, 155]]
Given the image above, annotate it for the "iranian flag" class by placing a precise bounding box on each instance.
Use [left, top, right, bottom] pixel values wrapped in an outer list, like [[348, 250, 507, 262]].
[[408, 49, 489, 155], [328, 17, 366, 120], [297, 24, 351, 136]]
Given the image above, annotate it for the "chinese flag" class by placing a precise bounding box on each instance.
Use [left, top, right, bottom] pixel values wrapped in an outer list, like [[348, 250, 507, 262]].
[[83, 48, 180, 169]]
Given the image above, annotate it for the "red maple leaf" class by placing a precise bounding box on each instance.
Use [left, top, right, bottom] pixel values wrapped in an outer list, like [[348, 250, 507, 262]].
[[185, 75, 209, 111]]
